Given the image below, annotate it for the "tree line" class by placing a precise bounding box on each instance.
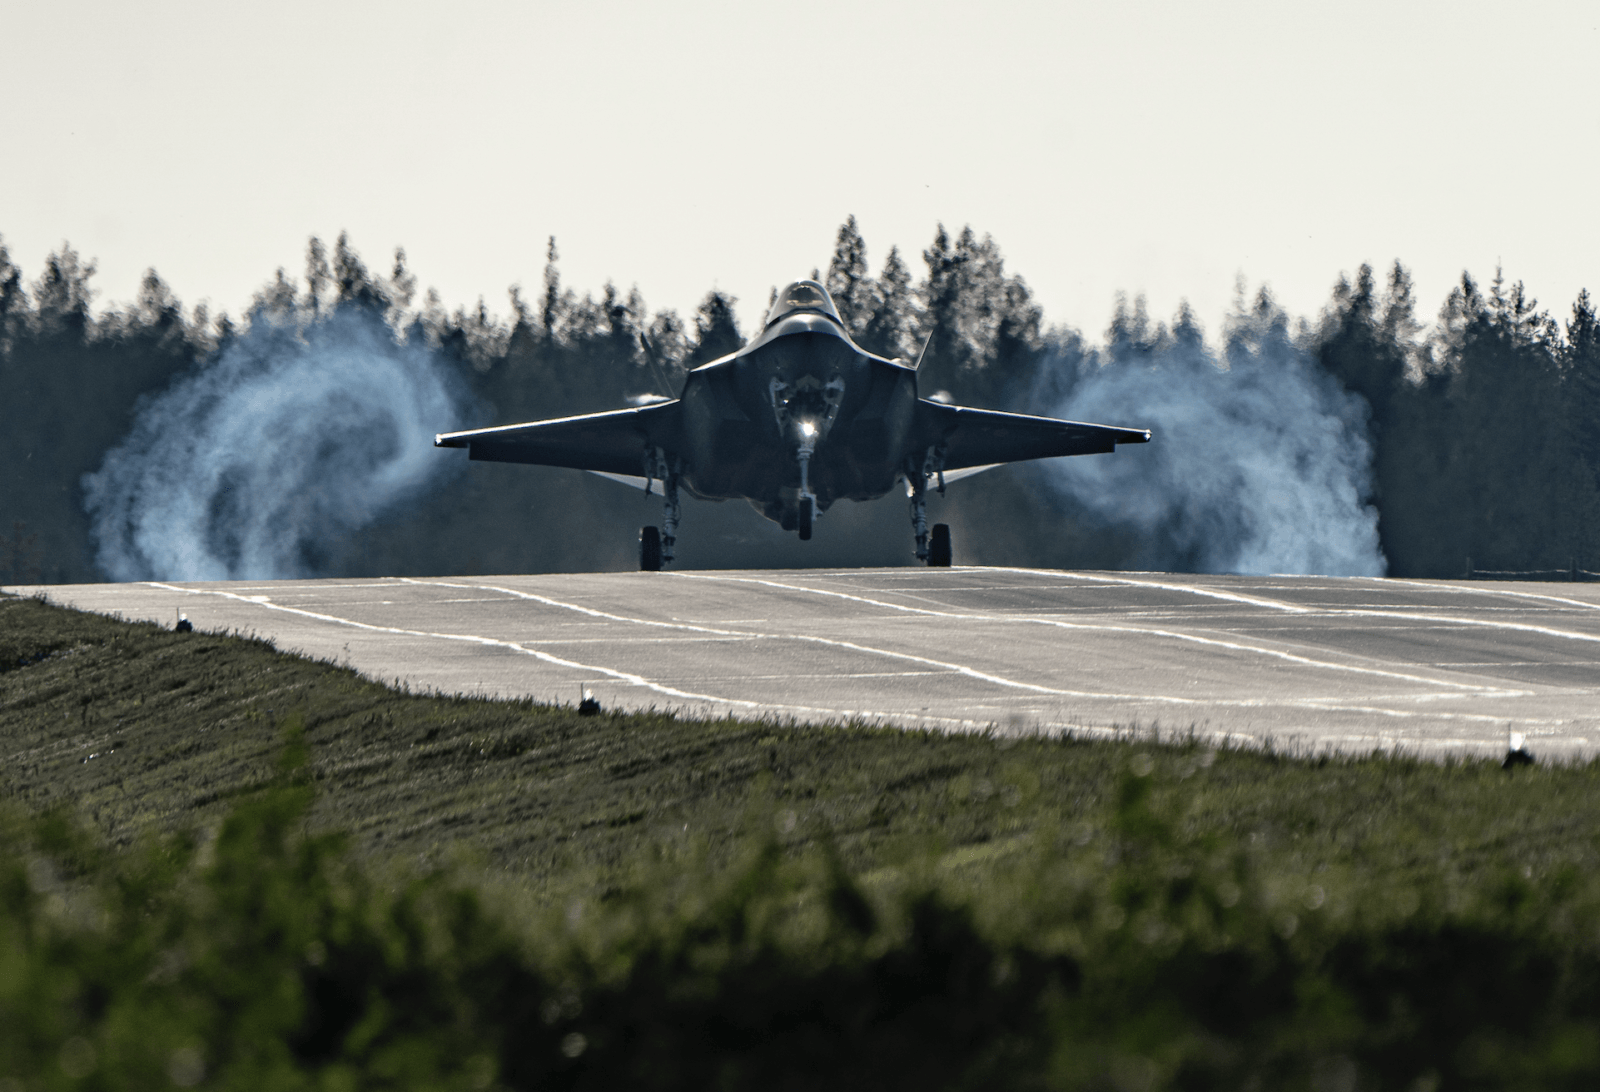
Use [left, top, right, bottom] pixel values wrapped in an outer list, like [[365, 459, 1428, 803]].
[[2, 219, 1597, 581]]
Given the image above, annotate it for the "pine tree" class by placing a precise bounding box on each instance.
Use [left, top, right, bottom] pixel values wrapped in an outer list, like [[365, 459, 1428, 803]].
[[390, 248, 417, 314], [541, 237, 564, 342], [684, 291, 742, 368], [919, 224, 963, 387], [304, 237, 331, 318], [0, 239, 24, 356], [1565, 289, 1600, 487], [333, 232, 391, 312], [858, 246, 915, 361], [825, 215, 876, 342], [31, 246, 96, 341]]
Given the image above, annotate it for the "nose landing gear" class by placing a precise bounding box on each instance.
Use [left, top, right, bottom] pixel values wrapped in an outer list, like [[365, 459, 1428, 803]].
[[796, 422, 818, 541]]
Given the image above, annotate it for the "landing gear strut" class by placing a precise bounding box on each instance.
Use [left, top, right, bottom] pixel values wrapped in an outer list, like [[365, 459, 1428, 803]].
[[661, 473, 680, 563], [910, 473, 930, 561], [908, 448, 952, 567], [640, 452, 680, 572], [796, 424, 820, 541]]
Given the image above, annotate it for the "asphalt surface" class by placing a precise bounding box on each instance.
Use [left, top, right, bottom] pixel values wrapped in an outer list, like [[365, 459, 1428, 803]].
[[15, 568, 1600, 758]]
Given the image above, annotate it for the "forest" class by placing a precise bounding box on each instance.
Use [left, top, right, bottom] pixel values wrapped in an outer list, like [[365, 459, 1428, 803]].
[[2, 218, 1598, 584]]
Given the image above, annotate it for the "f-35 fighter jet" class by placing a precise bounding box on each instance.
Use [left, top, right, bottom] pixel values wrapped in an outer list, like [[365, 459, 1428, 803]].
[[435, 280, 1150, 570]]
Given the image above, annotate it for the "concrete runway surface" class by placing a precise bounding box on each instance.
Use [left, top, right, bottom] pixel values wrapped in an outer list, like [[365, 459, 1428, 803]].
[[14, 568, 1600, 759]]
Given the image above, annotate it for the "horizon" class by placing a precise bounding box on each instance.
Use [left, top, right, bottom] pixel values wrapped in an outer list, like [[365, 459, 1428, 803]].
[[3, 1, 1594, 346]]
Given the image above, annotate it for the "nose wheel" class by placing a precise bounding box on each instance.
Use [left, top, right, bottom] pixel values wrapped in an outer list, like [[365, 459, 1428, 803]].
[[798, 495, 814, 540]]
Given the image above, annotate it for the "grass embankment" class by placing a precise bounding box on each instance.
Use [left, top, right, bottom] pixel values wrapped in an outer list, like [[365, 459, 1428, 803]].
[[7, 592, 1600, 1088]]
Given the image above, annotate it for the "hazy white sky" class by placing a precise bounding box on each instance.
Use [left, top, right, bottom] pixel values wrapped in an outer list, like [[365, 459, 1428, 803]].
[[3, 0, 1596, 342]]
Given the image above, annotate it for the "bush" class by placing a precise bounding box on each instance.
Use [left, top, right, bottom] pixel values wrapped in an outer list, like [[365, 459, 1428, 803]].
[[5, 733, 1600, 1090]]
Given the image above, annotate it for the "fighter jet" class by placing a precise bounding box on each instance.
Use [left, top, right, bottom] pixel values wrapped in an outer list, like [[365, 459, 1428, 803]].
[[435, 279, 1150, 570]]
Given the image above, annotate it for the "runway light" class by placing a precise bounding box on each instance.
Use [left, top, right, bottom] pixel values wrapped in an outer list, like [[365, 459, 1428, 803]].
[[1504, 729, 1534, 769]]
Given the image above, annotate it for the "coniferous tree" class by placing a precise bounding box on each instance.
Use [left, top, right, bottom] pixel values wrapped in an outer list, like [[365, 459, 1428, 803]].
[[1424, 270, 1596, 572], [31, 245, 95, 341], [0, 240, 23, 355], [858, 245, 916, 362], [684, 291, 742, 368], [825, 215, 876, 342], [251, 268, 300, 326], [919, 224, 963, 392], [390, 248, 417, 314], [304, 237, 331, 318], [334, 231, 391, 312], [1564, 290, 1600, 487], [540, 237, 565, 342]]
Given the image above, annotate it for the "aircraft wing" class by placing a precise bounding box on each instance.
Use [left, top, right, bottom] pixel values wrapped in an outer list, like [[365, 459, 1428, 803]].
[[915, 400, 1150, 471], [434, 401, 684, 477]]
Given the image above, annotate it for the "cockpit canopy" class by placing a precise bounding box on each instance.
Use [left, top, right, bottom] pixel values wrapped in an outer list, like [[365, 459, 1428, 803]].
[[764, 280, 843, 330]]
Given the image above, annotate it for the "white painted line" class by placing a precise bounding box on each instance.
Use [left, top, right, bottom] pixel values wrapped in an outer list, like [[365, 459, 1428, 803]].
[[670, 573, 1516, 694]]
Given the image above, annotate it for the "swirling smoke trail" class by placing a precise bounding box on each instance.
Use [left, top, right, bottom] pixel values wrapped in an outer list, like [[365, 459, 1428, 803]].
[[1042, 303, 1385, 576], [84, 308, 465, 581]]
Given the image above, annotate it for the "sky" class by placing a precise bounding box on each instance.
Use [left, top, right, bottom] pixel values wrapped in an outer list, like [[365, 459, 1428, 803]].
[[2, 0, 1596, 343]]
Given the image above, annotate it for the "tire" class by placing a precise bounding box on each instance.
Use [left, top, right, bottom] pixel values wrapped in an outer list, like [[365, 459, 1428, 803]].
[[928, 523, 952, 567], [639, 525, 662, 571], [797, 496, 814, 541]]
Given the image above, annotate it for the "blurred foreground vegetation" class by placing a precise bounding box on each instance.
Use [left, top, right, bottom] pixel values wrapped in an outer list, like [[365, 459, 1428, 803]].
[[7, 594, 1600, 1088]]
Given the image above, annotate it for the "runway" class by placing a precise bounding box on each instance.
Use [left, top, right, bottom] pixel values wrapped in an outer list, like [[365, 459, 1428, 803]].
[[15, 568, 1600, 758]]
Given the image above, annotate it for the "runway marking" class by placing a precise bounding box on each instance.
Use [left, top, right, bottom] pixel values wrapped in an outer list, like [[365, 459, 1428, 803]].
[[136, 583, 991, 731], [1376, 577, 1600, 612], [393, 580, 1563, 724], [118, 579, 1586, 735], [669, 573, 1517, 695], [944, 568, 1600, 654]]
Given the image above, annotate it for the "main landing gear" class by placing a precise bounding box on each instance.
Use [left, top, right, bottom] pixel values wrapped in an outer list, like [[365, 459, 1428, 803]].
[[908, 472, 952, 567], [639, 459, 680, 572]]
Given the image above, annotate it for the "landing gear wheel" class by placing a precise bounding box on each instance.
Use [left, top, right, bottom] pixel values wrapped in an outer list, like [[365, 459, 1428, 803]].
[[928, 523, 952, 567], [798, 496, 814, 541], [639, 525, 662, 571]]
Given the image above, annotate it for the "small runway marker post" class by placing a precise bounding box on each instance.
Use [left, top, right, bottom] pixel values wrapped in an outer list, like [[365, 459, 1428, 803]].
[[1503, 730, 1535, 770]]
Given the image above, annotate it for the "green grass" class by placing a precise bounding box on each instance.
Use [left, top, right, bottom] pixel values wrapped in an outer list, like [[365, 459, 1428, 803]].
[[4, 591, 1600, 894], [10, 591, 1600, 1088]]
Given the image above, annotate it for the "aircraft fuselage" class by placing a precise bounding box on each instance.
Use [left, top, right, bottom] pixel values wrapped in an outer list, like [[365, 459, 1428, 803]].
[[675, 312, 916, 526]]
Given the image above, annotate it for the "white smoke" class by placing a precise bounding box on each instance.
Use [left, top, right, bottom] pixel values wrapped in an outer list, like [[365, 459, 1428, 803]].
[[84, 307, 465, 581], [1041, 298, 1385, 576]]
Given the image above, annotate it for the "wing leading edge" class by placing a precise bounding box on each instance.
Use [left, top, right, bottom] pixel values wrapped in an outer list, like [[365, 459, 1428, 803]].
[[914, 400, 1150, 471], [434, 401, 684, 477]]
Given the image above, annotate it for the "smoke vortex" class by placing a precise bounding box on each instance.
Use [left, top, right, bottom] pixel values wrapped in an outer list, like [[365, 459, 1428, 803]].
[[1044, 308, 1385, 577], [84, 308, 465, 581]]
